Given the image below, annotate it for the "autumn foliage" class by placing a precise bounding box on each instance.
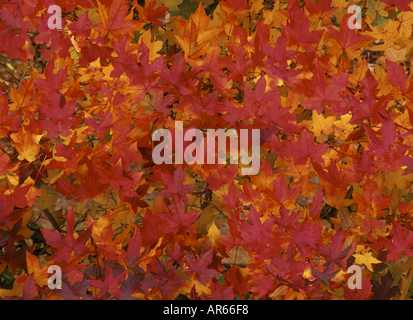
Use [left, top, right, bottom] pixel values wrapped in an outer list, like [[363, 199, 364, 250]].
[[1, 0, 413, 300]]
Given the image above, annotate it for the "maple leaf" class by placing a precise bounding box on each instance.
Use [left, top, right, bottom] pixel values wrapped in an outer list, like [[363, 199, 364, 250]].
[[0, 243, 28, 274], [304, 0, 338, 26], [166, 242, 184, 265], [26, 252, 51, 287], [318, 229, 354, 267], [97, 159, 134, 190], [150, 258, 186, 299], [225, 45, 253, 85], [311, 264, 339, 286], [87, 264, 126, 298], [271, 245, 306, 280], [0, 195, 22, 229], [183, 249, 219, 286], [239, 205, 275, 251], [32, 60, 68, 95], [159, 196, 200, 232], [94, 0, 143, 39], [201, 280, 235, 300], [116, 273, 145, 300], [221, 182, 241, 211], [0, 33, 28, 61], [282, 3, 324, 51], [288, 129, 328, 166], [312, 160, 351, 188], [52, 276, 92, 300], [136, 0, 169, 26], [91, 213, 122, 261], [292, 221, 323, 257], [0, 7, 33, 34], [160, 53, 195, 95], [121, 226, 146, 270], [83, 110, 113, 140], [352, 179, 393, 218], [10, 118, 43, 162], [325, 14, 374, 60], [346, 70, 389, 124], [140, 209, 171, 247], [343, 276, 373, 300], [0, 219, 25, 248], [4, 275, 37, 300], [174, 2, 222, 62], [371, 272, 399, 300], [159, 165, 197, 203], [376, 218, 413, 261], [291, 59, 349, 114], [0, 97, 21, 137], [380, 0, 412, 12], [386, 59, 413, 104], [41, 206, 93, 263], [206, 164, 238, 191], [263, 175, 300, 214], [38, 94, 77, 139]]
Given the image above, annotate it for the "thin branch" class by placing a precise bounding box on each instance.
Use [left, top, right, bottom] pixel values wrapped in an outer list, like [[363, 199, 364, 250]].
[[43, 209, 62, 232], [0, 61, 19, 85], [17, 57, 42, 90]]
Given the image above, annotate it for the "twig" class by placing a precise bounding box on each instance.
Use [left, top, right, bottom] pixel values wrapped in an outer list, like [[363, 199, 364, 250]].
[[43, 209, 62, 232], [17, 57, 42, 90], [0, 61, 19, 85]]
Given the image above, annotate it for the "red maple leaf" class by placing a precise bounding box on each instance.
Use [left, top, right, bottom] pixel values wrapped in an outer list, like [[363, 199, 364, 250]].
[[38, 93, 77, 139], [0, 96, 20, 138], [136, 0, 169, 26], [375, 218, 413, 261], [159, 165, 197, 203], [381, 0, 412, 11], [343, 276, 373, 300], [201, 279, 235, 300], [325, 14, 374, 57], [159, 196, 200, 233], [41, 206, 93, 263], [121, 226, 147, 270], [97, 159, 134, 190], [291, 59, 348, 114], [346, 70, 389, 124], [282, 3, 324, 51], [87, 264, 126, 298], [183, 249, 219, 286], [317, 229, 354, 267], [4, 275, 37, 300], [140, 209, 171, 248], [288, 129, 328, 165]]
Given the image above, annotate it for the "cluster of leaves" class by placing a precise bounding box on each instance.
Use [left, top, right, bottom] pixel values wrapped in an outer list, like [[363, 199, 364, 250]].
[[1, 0, 413, 300]]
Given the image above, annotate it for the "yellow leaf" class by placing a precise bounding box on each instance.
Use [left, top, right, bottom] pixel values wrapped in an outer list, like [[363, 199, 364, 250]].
[[207, 221, 220, 244], [138, 30, 163, 62], [312, 110, 335, 137], [42, 169, 65, 185], [384, 168, 413, 191], [0, 280, 23, 299], [10, 119, 42, 162], [353, 252, 381, 272], [269, 285, 289, 300]]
